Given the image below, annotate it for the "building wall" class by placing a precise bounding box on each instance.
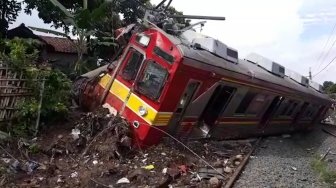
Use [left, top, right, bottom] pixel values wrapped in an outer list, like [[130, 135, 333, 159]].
[[45, 52, 79, 75]]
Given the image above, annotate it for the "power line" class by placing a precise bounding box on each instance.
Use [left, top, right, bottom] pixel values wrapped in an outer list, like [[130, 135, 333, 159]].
[[313, 54, 336, 77], [317, 37, 336, 71], [315, 22, 336, 70]]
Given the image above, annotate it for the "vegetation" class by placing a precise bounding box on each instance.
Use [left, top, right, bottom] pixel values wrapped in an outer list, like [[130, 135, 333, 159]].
[[0, 0, 22, 38], [0, 0, 187, 136], [24, 0, 188, 75], [311, 156, 336, 186], [0, 38, 71, 137], [322, 81, 336, 100]]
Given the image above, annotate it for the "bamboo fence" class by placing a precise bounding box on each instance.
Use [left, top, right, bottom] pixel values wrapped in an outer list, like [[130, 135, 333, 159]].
[[0, 62, 33, 122]]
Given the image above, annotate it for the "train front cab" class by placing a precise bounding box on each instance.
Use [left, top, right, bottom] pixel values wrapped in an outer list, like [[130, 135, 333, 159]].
[[98, 29, 184, 147]]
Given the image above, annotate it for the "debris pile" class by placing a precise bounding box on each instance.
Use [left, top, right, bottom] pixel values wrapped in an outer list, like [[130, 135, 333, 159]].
[[0, 108, 254, 187]]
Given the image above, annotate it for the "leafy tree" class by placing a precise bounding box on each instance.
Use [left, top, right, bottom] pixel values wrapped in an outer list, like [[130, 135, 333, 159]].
[[24, 0, 150, 32], [0, 0, 22, 38], [323, 81, 334, 91], [323, 81, 336, 98], [327, 84, 336, 94]]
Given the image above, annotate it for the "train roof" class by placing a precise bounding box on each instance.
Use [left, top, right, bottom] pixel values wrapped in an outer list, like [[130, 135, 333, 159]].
[[161, 29, 331, 103]]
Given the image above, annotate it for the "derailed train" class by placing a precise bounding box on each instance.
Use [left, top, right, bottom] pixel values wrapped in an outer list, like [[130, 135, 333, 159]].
[[74, 3, 333, 147]]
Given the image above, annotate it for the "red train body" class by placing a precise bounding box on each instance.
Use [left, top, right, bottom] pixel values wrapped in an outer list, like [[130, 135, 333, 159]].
[[76, 26, 333, 148]]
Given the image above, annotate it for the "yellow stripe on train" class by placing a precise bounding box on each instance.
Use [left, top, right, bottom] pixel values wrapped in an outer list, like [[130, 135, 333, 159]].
[[99, 74, 173, 126]]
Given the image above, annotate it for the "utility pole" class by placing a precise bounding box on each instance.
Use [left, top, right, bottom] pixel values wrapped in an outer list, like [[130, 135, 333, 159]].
[[309, 67, 312, 80]]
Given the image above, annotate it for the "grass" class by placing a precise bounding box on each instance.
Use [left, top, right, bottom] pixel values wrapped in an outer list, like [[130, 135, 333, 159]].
[[311, 155, 336, 186]]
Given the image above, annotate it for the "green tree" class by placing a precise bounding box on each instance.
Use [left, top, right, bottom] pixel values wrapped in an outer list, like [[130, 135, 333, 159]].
[[0, 0, 22, 38], [323, 81, 334, 91], [24, 0, 150, 32]]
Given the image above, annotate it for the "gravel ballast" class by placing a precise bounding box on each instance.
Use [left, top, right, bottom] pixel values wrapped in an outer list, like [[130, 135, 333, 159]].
[[234, 125, 336, 188]]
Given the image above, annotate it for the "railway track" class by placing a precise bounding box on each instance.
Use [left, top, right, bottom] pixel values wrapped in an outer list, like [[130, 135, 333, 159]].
[[224, 137, 262, 188]]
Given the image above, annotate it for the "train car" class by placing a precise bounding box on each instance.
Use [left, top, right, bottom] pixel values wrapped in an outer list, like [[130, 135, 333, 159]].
[[73, 1, 333, 147]]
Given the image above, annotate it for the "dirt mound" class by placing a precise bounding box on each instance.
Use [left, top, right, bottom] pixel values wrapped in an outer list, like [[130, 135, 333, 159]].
[[0, 108, 254, 187]]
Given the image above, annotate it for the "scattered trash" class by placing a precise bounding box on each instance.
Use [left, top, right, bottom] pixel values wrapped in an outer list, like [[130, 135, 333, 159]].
[[178, 165, 188, 175], [23, 161, 39, 174], [70, 172, 78, 178], [120, 136, 132, 148], [198, 167, 225, 180], [128, 168, 147, 181], [57, 175, 65, 184], [116, 177, 130, 184], [0, 107, 255, 187], [235, 154, 244, 161], [306, 148, 313, 151], [234, 161, 241, 166], [224, 166, 233, 173], [142, 164, 155, 170], [291, 167, 297, 171], [9, 160, 21, 173], [1, 158, 11, 164], [213, 159, 222, 167], [37, 163, 47, 170], [167, 168, 181, 179], [209, 177, 220, 187], [281, 134, 291, 138], [71, 128, 81, 140]]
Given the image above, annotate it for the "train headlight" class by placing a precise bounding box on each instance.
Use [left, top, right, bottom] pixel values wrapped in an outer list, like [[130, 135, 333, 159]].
[[137, 34, 150, 47], [139, 106, 148, 116]]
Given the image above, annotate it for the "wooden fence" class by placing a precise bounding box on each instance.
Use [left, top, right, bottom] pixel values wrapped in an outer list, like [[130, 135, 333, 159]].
[[0, 62, 33, 122]]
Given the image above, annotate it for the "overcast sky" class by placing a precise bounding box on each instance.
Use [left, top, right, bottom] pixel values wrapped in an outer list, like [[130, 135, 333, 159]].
[[10, 0, 336, 84]]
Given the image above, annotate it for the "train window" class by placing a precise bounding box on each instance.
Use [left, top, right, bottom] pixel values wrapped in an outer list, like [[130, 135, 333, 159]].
[[303, 104, 317, 118], [246, 94, 267, 115], [235, 91, 257, 114], [286, 102, 298, 116], [280, 100, 294, 116], [153, 46, 174, 64], [121, 50, 144, 80], [136, 61, 168, 100]]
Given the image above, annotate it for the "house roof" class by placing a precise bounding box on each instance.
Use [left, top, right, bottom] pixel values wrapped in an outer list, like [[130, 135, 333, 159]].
[[39, 35, 78, 54]]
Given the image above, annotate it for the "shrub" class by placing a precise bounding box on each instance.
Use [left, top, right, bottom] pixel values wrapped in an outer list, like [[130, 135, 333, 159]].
[[0, 38, 71, 137]]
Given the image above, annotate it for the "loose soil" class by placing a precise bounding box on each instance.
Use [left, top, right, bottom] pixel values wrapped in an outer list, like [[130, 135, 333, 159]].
[[0, 108, 253, 188]]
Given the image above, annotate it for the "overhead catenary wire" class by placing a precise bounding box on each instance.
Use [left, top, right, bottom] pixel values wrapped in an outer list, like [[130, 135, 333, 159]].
[[315, 22, 336, 71], [317, 37, 336, 72], [313, 53, 336, 77]]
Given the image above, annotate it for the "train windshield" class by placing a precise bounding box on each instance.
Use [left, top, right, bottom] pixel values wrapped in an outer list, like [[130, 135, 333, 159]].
[[121, 49, 144, 80], [136, 61, 168, 100]]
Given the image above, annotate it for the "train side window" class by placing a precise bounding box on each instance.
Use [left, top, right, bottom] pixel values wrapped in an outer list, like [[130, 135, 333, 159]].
[[121, 49, 144, 81], [286, 102, 298, 116], [279, 100, 294, 116], [303, 104, 314, 118], [235, 91, 257, 114], [246, 94, 267, 115]]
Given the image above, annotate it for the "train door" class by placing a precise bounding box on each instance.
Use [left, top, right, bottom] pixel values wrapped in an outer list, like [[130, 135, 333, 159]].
[[199, 85, 236, 127], [260, 96, 283, 127], [168, 81, 201, 135]]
